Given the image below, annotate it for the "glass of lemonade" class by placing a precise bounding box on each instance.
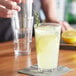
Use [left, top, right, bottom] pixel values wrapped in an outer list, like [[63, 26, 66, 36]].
[[34, 23, 61, 71]]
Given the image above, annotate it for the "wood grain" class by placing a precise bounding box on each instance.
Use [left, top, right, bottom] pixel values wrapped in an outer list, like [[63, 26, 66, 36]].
[[0, 38, 76, 76]]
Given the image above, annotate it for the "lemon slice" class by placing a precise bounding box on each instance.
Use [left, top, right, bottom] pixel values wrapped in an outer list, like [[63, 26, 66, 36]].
[[36, 34, 56, 54], [62, 30, 76, 44]]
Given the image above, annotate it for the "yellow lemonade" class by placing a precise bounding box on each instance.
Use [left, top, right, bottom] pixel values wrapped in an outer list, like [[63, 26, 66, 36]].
[[35, 23, 61, 70]]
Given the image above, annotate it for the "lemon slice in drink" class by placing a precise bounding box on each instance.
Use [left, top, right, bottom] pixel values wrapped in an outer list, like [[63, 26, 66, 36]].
[[62, 30, 76, 44], [36, 34, 56, 54]]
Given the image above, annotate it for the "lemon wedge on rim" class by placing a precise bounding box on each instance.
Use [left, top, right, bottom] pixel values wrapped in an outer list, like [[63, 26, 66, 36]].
[[62, 30, 76, 44]]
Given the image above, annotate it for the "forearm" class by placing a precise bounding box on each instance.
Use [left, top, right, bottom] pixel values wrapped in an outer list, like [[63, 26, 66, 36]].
[[41, 0, 59, 23]]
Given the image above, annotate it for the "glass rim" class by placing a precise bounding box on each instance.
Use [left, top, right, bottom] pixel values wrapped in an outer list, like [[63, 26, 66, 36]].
[[35, 22, 61, 26]]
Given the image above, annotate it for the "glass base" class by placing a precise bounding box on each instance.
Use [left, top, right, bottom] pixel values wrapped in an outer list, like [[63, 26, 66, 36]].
[[37, 67, 57, 73], [14, 50, 31, 56], [30, 64, 57, 73]]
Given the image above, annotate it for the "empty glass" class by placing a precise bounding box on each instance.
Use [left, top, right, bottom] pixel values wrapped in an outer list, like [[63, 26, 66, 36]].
[[12, 0, 33, 56]]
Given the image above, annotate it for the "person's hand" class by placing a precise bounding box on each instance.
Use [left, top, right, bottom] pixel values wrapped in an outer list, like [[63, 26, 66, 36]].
[[59, 21, 73, 33], [0, 0, 21, 18], [46, 18, 73, 33]]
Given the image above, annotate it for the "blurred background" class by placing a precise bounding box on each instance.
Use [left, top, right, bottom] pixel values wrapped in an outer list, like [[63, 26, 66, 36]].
[[40, 0, 76, 28]]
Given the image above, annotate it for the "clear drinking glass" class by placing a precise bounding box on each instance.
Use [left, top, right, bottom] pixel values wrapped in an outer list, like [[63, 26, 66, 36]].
[[34, 23, 61, 71], [12, 1, 33, 56]]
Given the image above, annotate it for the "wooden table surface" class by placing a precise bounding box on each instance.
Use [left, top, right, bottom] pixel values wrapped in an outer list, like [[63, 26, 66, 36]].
[[0, 38, 76, 76]]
